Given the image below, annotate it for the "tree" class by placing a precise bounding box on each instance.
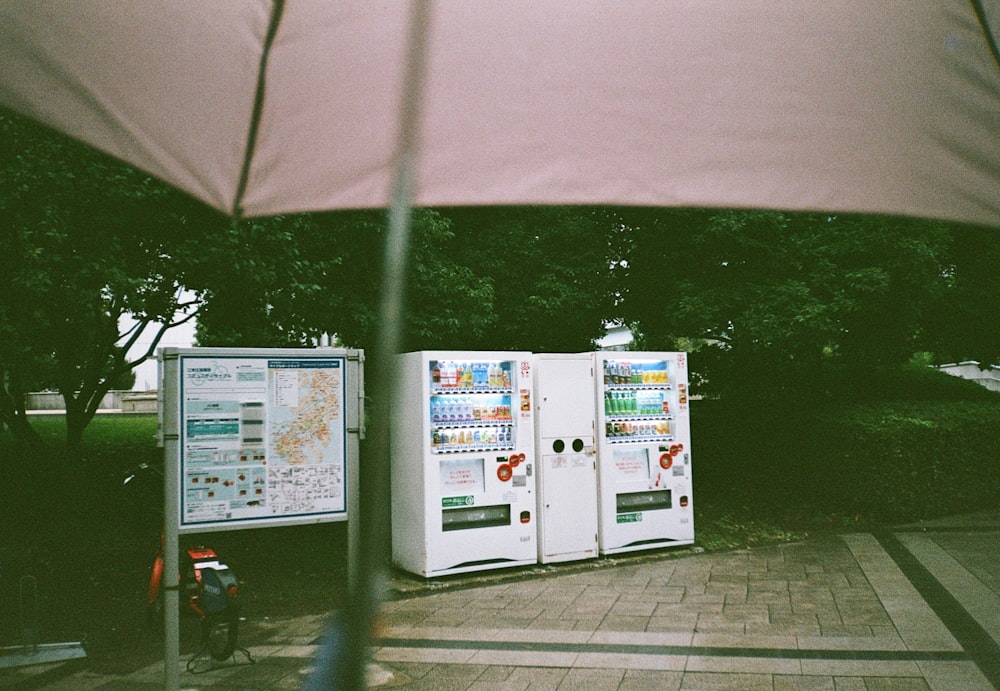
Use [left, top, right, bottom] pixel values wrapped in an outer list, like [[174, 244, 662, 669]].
[[195, 209, 497, 353], [922, 224, 1000, 366], [619, 209, 952, 399], [0, 110, 221, 453], [445, 206, 620, 352]]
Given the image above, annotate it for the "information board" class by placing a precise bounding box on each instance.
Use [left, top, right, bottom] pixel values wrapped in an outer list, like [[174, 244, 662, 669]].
[[178, 354, 348, 529]]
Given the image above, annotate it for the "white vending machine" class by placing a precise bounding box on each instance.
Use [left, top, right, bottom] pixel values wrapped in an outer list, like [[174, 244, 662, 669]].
[[391, 351, 537, 577], [533, 353, 599, 564], [595, 352, 694, 555]]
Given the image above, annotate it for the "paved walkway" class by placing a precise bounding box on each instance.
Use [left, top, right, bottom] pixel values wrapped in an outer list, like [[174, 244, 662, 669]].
[[3, 511, 998, 689]]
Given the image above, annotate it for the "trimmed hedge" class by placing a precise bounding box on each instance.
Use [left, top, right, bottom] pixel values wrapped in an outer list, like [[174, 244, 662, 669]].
[[693, 367, 1000, 528], [811, 401, 1000, 522]]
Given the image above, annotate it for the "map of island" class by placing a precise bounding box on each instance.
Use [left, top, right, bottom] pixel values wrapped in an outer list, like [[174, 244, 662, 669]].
[[269, 365, 343, 465]]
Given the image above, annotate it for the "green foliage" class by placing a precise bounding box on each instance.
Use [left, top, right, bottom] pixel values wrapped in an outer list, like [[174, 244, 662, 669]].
[[810, 400, 1000, 522], [444, 206, 619, 351], [921, 224, 1000, 365], [619, 209, 968, 399], [194, 209, 498, 351], [0, 109, 224, 450], [694, 366, 1000, 536], [194, 206, 620, 355]]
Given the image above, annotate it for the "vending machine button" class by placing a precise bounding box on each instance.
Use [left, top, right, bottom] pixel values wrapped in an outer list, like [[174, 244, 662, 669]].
[[659, 453, 673, 469], [497, 464, 513, 481]]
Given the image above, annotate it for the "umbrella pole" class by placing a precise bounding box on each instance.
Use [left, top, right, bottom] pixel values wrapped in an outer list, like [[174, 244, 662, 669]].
[[308, 2, 432, 689]]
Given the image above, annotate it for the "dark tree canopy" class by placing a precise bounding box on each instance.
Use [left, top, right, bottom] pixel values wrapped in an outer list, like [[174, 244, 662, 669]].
[[4, 103, 998, 455]]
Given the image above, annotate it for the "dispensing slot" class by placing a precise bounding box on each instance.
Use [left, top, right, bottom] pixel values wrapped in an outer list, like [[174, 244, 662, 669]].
[[442, 504, 511, 531], [616, 489, 671, 513]]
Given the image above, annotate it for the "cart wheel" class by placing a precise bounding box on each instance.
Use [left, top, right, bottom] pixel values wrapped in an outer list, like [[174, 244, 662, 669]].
[[203, 618, 239, 661]]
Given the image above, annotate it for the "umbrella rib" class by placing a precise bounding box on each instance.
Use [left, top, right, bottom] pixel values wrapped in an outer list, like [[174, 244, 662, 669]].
[[231, 0, 286, 220], [970, 0, 1000, 74]]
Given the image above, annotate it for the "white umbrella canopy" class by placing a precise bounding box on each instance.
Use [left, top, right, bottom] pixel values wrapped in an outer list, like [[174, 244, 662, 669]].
[[1, 0, 999, 226]]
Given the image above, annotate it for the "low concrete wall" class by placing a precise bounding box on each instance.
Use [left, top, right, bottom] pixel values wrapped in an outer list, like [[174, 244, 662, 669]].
[[25, 390, 157, 413], [121, 392, 158, 413]]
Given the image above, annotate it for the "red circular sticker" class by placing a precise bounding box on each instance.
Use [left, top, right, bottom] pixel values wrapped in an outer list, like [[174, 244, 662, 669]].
[[659, 453, 673, 469], [497, 464, 513, 481]]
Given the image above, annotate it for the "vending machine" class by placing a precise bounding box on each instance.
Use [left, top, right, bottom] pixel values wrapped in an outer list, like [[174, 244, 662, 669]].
[[391, 351, 537, 577], [533, 353, 599, 564], [595, 352, 694, 555]]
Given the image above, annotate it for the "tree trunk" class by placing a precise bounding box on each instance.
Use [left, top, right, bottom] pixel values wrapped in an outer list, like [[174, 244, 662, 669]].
[[0, 367, 42, 447]]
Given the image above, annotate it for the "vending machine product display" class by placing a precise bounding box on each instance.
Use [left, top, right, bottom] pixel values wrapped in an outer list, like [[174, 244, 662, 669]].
[[595, 352, 694, 554], [391, 351, 537, 577]]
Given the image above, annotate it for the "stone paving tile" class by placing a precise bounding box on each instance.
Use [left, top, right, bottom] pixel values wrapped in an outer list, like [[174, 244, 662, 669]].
[[618, 668, 684, 691], [746, 621, 822, 637], [774, 674, 837, 690], [25, 518, 998, 689], [503, 665, 571, 689], [527, 617, 581, 631], [796, 635, 907, 651], [588, 629, 693, 646], [679, 670, 775, 690], [692, 631, 797, 649], [799, 659, 923, 677], [373, 646, 479, 665], [916, 660, 996, 691], [467, 679, 529, 690], [467, 648, 578, 669], [645, 614, 699, 631], [608, 599, 658, 617], [858, 677, 930, 690], [594, 614, 652, 632], [556, 666, 624, 690], [685, 654, 801, 675]]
